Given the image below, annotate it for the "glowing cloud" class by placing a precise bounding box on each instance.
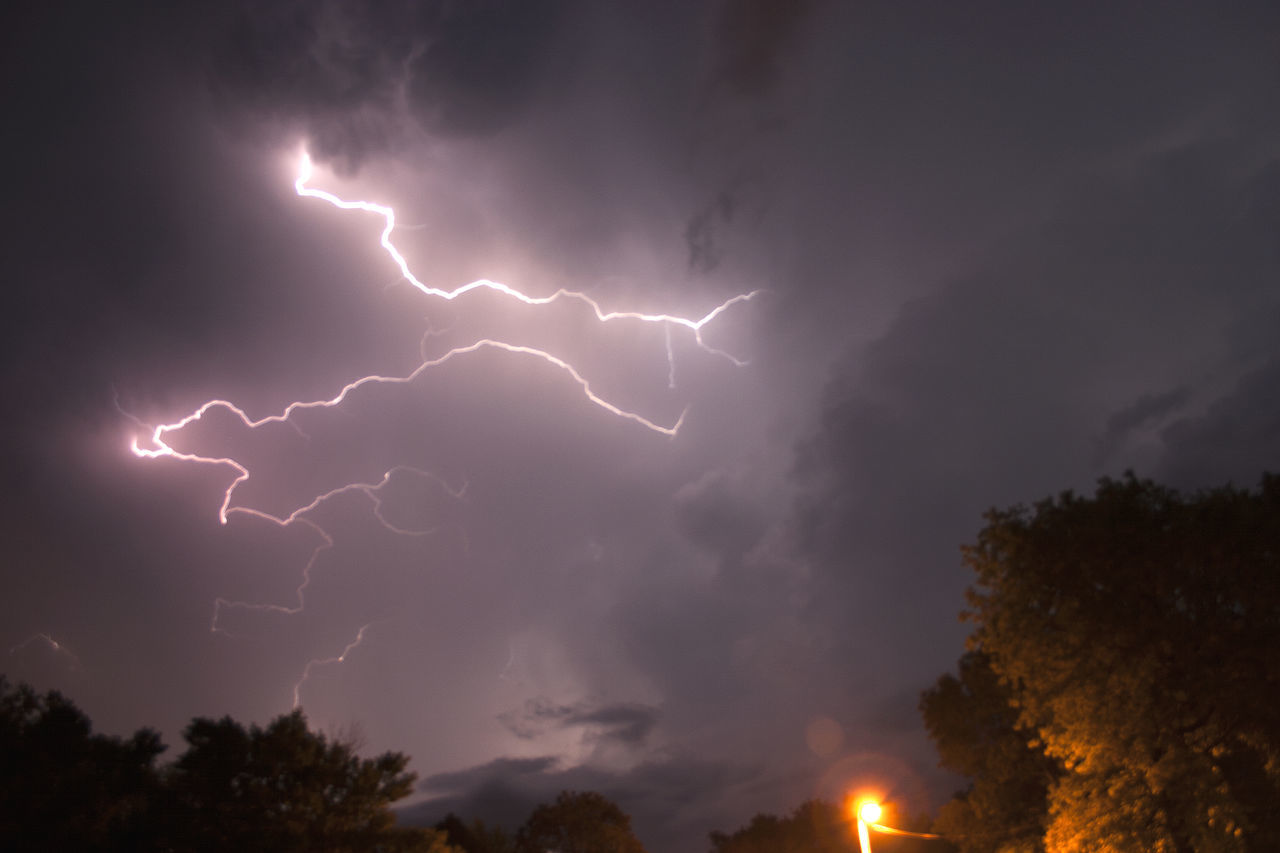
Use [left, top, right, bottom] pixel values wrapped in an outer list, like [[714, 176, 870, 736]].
[[130, 148, 760, 706], [294, 152, 763, 366]]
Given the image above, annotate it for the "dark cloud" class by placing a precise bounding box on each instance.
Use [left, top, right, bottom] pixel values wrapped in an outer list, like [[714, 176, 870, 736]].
[[406, 0, 572, 137], [1093, 387, 1191, 468], [685, 188, 738, 274], [4, 4, 1280, 853], [211, 2, 416, 169], [1158, 360, 1280, 489], [711, 0, 817, 97], [421, 755, 561, 795], [682, 0, 819, 275], [211, 0, 574, 171], [497, 698, 660, 747], [497, 699, 562, 739], [408, 752, 760, 852], [564, 703, 661, 747], [411, 756, 562, 833], [672, 469, 766, 558], [791, 104, 1280, 699]]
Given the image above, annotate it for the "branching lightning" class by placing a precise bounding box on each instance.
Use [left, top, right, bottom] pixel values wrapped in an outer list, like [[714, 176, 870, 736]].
[[209, 466, 465, 635], [292, 622, 374, 709], [8, 633, 82, 670], [294, 153, 762, 367], [130, 147, 759, 708]]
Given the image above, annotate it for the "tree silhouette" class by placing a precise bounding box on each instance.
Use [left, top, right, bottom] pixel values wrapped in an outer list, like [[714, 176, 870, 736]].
[[437, 813, 515, 853], [709, 799, 853, 853], [515, 790, 647, 853], [0, 679, 457, 852], [0, 675, 164, 852], [163, 708, 452, 853]]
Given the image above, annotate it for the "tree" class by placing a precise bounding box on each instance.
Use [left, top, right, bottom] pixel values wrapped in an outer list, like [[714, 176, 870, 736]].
[[920, 652, 1058, 852], [709, 799, 854, 853], [437, 813, 515, 853], [0, 675, 165, 852], [960, 473, 1280, 851], [163, 708, 451, 853], [515, 790, 647, 853], [709, 799, 942, 853], [469, 819, 517, 853], [0, 678, 459, 852]]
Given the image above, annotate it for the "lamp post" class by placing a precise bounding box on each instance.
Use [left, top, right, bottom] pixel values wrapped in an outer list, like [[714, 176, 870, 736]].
[[855, 800, 881, 853], [853, 799, 945, 852]]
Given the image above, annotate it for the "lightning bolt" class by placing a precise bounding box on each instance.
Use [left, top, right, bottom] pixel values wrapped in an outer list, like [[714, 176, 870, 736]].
[[8, 633, 82, 669], [209, 466, 465, 635], [132, 152, 758, 515], [294, 152, 762, 367], [292, 622, 374, 709], [130, 147, 759, 706]]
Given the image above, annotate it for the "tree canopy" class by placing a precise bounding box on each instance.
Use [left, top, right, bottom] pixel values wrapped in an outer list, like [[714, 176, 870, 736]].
[[436, 812, 515, 853], [165, 708, 449, 853], [514, 790, 648, 853], [0, 678, 454, 853], [0, 676, 164, 852], [709, 799, 853, 853], [1, 684, 653, 853], [920, 652, 1057, 852], [933, 473, 1280, 851]]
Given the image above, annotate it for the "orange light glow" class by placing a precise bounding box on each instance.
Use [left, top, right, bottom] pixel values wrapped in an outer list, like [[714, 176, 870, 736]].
[[857, 800, 882, 825]]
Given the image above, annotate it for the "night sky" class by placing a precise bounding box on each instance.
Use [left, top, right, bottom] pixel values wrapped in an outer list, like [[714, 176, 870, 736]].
[[3, 2, 1279, 850]]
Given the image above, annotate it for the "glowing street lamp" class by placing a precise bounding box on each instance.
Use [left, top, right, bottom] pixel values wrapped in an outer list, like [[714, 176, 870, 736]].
[[854, 799, 880, 853], [853, 798, 945, 852]]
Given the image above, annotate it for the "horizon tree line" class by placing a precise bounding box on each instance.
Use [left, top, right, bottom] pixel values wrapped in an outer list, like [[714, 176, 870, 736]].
[[5, 472, 1276, 852]]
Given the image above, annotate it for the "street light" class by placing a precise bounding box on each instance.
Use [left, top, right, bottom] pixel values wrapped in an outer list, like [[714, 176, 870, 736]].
[[853, 798, 945, 852], [854, 799, 879, 853]]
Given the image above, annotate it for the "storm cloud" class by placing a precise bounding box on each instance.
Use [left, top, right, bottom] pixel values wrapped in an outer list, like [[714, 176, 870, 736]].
[[3, 2, 1279, 851]]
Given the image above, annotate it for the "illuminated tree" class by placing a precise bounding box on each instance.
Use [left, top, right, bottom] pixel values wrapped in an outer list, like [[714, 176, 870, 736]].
[[709, 799, 943, 853], [164, 708, 449, 853], [515, 790, 647, 853], [962, 473, 1280, 851], [921, 652, 1057, 852]]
